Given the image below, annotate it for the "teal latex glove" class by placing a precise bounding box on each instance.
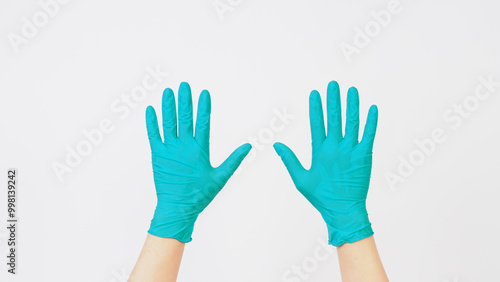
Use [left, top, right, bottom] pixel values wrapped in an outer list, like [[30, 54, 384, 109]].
[[274, 81, 378, 247], [145, 82, 252, 243]]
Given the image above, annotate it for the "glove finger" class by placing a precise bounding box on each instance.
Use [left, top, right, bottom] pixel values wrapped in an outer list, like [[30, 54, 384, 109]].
[[215, 143, 252, 185], [162, 88, 177, 142], [146, 106, 163, 151], [178, 82, 193, 140], [327, 81, 343, 143], [195, 90, 211, 153], [344, 87, 360, 148], [309, 90, 326, 153], [360, 105, 378, 152]]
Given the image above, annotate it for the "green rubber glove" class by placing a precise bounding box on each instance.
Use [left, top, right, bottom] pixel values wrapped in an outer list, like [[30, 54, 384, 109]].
[[274, 81, 378, 246], [145, 82, 252, 243]]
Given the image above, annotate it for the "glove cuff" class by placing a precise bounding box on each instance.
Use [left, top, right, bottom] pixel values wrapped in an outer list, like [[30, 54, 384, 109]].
[[326, 222, 374, 247], [147, 208, 198, 243]]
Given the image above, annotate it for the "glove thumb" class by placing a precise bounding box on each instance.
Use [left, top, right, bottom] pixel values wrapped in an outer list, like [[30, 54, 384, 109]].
[[215, 143, 252, 185], [273, 142, 306, 183]]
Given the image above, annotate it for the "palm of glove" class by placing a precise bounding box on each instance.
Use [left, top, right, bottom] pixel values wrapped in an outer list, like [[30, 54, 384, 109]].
[[146, 82, 251, 242], [274, 81, 378, 246], [301, 138, 373, 228], [151, 139, 227, 218]]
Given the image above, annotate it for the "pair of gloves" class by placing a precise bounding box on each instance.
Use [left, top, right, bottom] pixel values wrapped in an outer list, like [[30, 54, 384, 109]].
[[145, 81, 378, 247]]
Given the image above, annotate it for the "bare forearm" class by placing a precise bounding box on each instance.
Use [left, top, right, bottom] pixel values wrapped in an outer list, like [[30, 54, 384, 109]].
[[337, 236, 388, 282], [129, 234, 185, 282]]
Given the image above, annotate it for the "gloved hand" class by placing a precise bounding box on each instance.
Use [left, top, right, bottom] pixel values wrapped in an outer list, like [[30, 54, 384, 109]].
[[274, 81, 379, 246], [145, 82, 252, 243]]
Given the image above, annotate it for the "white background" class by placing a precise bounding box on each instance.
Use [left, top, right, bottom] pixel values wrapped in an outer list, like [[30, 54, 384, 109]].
[[1, 0, 500, 281]]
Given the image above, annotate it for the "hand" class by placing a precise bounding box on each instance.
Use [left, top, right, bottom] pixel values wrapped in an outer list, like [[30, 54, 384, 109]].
[[145, 82, 252, 243], [274, 81, 378, 246]]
